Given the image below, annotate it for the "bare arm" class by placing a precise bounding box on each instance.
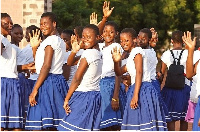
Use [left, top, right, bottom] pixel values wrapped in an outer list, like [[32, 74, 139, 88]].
[[62, 63, 71, 81], [67, 51, 81, 66], [63, 58, 88, 114], [29, 45, 53, 106], [130, 54, 143, 109]]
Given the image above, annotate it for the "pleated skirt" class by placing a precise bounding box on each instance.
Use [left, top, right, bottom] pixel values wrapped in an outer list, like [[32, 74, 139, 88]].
[[99, 77, 122, 129], [1, 77, 24, 128], [57, 91, 101, 131], [161, 84, 190, 122], [121, 82, 167, 131], [25, 74, 68, 130]]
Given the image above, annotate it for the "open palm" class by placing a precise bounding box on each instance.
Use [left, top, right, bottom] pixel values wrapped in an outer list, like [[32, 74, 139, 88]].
[[71, 35, 80, 53], [29, 29, 41, 48], [112, 46, 121, 62], [182, 31, 196, 50], [103, 1, 114, 18]]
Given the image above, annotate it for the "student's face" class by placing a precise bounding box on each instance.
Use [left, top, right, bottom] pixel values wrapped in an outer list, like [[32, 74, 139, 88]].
[[120, 33, 134, 52], [137, 32, 149, 49], [81, 28, 97, 49], [1, 17, 13, 36], [11, 27, 23, 44], [25, 29, 30, 42], [61, 33, 72, 51], [102, 25, 117, 44], [40, 16, 56, 36]]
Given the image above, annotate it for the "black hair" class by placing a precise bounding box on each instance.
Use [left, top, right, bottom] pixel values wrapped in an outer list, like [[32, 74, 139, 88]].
[[1, 13, 11, 19], [41, 12, 57, 24], [104, 21, 118, 32], [139, 28, 152, 39], [12, 24, 22, 31], [26, 25, 42, 38], [121, 28, 137, 38], [171, 30, 183, 44], [74, 26, 84, 39], [62, 29, 75, 36], [83, 24, 99, 36]]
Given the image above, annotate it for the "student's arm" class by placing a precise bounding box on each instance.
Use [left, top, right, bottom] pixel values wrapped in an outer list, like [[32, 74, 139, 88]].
[[182, 31, 197, 78], [29, 45, 53, 106], [67, 35, 81, 66], [157, 61, 167, 84], [111, 75, 121, 111], [62, 64, 71, 81], [63, 58, 88, 114], [98, 1, 114, 35], [130, 54, 143, 109]]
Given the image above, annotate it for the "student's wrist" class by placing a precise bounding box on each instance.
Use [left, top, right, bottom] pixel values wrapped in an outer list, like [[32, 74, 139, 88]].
[[71, 50, 78, 54], [112, 98, 119, 102]]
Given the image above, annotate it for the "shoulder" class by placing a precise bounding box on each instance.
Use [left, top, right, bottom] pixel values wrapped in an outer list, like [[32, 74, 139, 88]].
[[130, 47, 144, 58], [81, 49, 101, 64], [41, 35, 65, 49]]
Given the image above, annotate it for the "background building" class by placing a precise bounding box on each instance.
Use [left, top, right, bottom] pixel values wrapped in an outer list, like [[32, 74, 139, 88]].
[[1, 0, 52, 48]]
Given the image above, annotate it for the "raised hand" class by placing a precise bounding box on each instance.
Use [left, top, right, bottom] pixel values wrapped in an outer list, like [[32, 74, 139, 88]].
[[150, 28, 158, 47], [182, 31, 196, 50], [90, 12, 98, 26], [71, 35, 80, 53], [29, 29, 42, 48], [112, 46, 121, 62], [103, 1, 114, 18], [63, 99, 71, 115]]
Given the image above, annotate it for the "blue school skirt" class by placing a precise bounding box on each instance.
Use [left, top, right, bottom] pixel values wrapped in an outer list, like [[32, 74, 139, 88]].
[[18, 73, 32, 116], [161, 84, 190, 122], [1, 77, 24, 128], [25, 74, 68, 130], [57, 91, 101, 131], [119, 83, 127, 117], [193, 96, 200, 131], [99, 77, 122, 129], [151, 79, 170, 120], [121, 82, 167, 131]]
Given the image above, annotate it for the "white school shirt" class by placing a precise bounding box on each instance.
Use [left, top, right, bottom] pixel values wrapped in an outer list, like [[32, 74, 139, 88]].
[[196, 61, 200, 97], [99, 42, 123, 78], [122, 57, 128, 75], [21, 43, 38, 80], [143, 48, 158, 81], [0, 36, 18, 78], [161, 49, 190, 86], [63, 49, 84, 86], [75, 49, 102, 92], [11, 44, 26, 65], [35, 35, 66, 74], [126, 47, 144, 85]]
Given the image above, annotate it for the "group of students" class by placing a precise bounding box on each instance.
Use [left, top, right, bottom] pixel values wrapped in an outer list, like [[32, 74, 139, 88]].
[[1, 1, 200, 131]]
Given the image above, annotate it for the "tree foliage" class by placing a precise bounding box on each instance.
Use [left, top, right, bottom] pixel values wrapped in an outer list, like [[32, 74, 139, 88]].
[[52, 0, 199, 50]]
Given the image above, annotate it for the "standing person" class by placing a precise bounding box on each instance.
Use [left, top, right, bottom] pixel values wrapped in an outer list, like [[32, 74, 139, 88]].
[[159, 30, 190, 131], [25, 12, 68, 130], [99, 21, 123, 130], [182, 31, 200, 131], [112, 28, 167, 130], [1, 13, 30, 131], [57, 24, 102, 131]]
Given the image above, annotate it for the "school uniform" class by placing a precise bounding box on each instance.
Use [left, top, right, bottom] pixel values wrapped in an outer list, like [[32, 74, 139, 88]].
[[121, 47, 167, 131], [25, 35, 68, 130], [58, 49, 102, 131], [99, 42, 123, 128], [1, 35, 24, 128], [185, 50, 200, 123], [192, 60, 200, 131], [161, 50, 190, 122]]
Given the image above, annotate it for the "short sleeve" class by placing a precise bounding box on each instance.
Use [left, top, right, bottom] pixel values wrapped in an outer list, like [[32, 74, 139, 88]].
[[1, 35, 10, 48], [129, 47, 144, 59], [81, 49, 101, 65], [161, 50, 169, 64], [194, 50, 200, 64], [42, 35, 60, 50]]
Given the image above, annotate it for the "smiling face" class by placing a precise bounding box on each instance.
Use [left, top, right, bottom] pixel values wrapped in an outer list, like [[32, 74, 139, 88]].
[[120, 32, 135, 53], [102, 25, 117, 45], [137, 32, 149, 49], [40, 16, 56, 36], [1, 17, 13, 36], [81, 28, 98, 49], [11, 26, 23, 45]]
